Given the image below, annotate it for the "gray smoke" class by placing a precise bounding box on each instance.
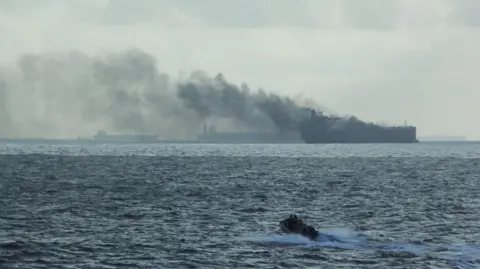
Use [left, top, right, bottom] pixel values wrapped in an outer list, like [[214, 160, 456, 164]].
[[0, 48, 314, 139], [177, 72, 309, 132]]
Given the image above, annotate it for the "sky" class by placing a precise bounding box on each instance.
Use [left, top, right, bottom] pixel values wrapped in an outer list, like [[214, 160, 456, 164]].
[[0, 0, 479, 139]]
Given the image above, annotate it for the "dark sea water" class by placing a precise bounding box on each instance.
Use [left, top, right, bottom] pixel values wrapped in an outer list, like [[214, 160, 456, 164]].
[[1, 142, 480, 269]]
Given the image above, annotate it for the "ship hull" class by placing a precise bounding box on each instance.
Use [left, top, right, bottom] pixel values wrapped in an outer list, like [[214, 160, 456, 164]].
[[298, 109, 418, 144], [302, 139, 419, 144], [300, 128, 418, 144], [93, 131, 160, 143]]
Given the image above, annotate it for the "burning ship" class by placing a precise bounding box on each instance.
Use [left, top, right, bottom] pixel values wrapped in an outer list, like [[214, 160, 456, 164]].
[[196, 108, 418, 144], [298, 109, 418, 143], [176, 71, 418, 144]]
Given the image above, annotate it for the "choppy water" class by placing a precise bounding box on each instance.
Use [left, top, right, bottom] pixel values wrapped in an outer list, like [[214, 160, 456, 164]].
[[1, 142, 480, 269]]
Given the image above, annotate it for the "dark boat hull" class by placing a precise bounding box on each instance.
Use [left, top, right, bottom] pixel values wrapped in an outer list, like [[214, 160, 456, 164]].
[[298, 109, 418, 144]]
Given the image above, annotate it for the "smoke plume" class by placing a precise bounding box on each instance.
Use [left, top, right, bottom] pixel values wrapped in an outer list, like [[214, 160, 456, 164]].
[[0, 49, 313, 139]]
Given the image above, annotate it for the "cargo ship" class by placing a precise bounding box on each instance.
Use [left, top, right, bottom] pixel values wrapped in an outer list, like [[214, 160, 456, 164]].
[[298, 109, 418, 143], [196, 108, 417, 144], [92, 130, 160, 143], [197, 125, 303, 144]]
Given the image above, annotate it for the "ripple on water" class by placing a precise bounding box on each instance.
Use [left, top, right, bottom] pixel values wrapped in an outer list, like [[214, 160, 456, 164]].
[[0, 143, 479, 268]]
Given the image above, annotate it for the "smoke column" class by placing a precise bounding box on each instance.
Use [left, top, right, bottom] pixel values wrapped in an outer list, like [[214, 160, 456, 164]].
[[0, 49, 314, 139]]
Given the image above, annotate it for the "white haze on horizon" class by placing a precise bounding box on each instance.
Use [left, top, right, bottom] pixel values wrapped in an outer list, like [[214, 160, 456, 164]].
[[0, 0, 479, 139]]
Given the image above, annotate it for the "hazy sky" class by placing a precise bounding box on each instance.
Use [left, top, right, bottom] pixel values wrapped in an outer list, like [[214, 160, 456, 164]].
[[0, 0, 479, 139]]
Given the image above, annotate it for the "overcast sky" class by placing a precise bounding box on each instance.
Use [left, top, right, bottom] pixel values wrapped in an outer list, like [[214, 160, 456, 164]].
[[0, 0, 479, 139]]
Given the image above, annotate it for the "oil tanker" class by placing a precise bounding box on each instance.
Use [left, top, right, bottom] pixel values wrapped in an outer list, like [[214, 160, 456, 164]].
[[298, 108, 418, 143], [87, 108, 417, 144]]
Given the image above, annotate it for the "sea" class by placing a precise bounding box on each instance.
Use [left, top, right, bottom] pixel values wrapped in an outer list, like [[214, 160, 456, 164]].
[[1, 141, 480, 269]]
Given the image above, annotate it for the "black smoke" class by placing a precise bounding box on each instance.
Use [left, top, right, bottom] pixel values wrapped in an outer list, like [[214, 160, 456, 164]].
[[177, 72, 307, 132], [0, 48, 313, 139]]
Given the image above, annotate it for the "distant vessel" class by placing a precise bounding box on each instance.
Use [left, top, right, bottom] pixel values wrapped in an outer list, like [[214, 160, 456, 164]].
[[93, 130, 160, 143], [196, 108, 418, 144], [298, 109, 418, 143], [197, 125, 303, 144]]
